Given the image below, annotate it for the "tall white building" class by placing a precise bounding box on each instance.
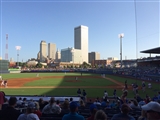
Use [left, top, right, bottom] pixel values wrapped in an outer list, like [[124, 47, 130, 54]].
[[48, 43, 56, 60], [40, 40, 47, 62], [74, 25, 88, 63]]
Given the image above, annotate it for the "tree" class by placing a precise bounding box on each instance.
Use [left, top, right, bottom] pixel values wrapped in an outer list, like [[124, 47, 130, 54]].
[[67, 65, 70, 68], [95, 64, 98, 68], [36, 63, 42, 68]]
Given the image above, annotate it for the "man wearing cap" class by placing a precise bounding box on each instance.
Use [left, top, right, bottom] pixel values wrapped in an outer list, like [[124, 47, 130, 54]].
[[62, 101, 85, 120], [141, 101, 160, 120], [17, 102, 40, 120], [87, 104, 97, 120], [111, 104, 135, 120]]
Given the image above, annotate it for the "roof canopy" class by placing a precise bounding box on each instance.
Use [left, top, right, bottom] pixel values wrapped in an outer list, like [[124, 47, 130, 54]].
[[140, 47, 160, 54]]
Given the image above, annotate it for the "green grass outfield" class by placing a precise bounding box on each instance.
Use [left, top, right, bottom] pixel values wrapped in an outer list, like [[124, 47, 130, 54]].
[[0, 73, 160, 98]]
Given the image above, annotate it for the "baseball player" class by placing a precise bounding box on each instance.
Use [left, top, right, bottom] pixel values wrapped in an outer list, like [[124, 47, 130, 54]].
[[142, 81, 146, 92], [1, 80, 4, 86], [75, 77, 78, 81], [4, 80, 7, 87], [0, 76, 2, 80], [36, 73, 39, 77]]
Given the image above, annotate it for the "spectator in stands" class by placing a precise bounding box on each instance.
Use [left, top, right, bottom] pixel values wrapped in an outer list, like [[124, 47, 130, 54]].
[[0, 91, 5, 110], [94, 110, 107, 120], [42, 97, 61, 114], [96, 97, 101, 102], [87, 104, 97, 120], [105, 100, 111, 109], [152, 95, 158, 101], [22, 98, 28, 107], [1, 96, 21, 120], [141, 101, 160, 120], [56, 100, 61, 107], [2, 98, 8, 110], [135, 94, 142, 103], [34, 102, 42, 118], [130, 100, 140, 110], [111, 104, 135, 120], [38, 98, 48, 111], [61, 100, 70, 115], [17, 102, 40, 120], [110, 100, 116, 108], [62, 101, 85, 120], [158, 92, 160, 100], [94, 99, 101, 106], [101, 99, 107, 108], [120, 91, 128, 104], [79, 99, 85, 109], [138, 110, 147, 120], [17, 97, 23, 107], [69, 97, 73, 103], [115, 100, 121, 109], [145, 95, 151, 104]]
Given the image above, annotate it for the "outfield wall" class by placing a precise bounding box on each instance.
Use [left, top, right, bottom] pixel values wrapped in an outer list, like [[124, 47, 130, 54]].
[[0, 60, 9, 73], [21, 69, 114, 74]]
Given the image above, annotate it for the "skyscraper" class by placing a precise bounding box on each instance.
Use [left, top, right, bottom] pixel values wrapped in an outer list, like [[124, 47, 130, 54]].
[[56, 49, 61, 62], [74, 25, 88, 63], [40, 40, 47, 62], [37, 51, 40, 60], [48, 43, 56, 60], [89, 52, 100, 63]]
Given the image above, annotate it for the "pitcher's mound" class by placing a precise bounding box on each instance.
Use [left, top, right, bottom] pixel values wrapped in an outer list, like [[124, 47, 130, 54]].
[[66, 80, 82, 82]]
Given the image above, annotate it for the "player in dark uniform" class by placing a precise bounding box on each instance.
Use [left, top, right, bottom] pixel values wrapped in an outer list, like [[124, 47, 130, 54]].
[[113, 89, 117, 98], [142, 81, 146, 92], [77, 88, 81, 96], [125, 80, 128, 89], [4, 80, 7, 88]]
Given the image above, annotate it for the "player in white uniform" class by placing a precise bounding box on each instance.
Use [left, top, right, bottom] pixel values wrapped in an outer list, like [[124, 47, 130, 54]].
[[1, 80, 4, 86], [75, 77, 78, 81], [0, 76, 2, 80], [36, 73, 39, 77]]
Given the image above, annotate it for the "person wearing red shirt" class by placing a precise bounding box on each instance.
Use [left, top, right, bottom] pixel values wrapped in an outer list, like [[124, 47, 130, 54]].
[[87, 104, 97, 120], [0, 91, 5, 110]]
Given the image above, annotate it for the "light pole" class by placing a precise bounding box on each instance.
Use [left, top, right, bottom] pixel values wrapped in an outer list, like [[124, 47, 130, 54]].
[[118, 33, 124, 68], [15, 46, 21, 66]]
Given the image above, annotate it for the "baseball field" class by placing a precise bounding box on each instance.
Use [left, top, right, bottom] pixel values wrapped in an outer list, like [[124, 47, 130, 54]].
[[0, 72, 160, 98]]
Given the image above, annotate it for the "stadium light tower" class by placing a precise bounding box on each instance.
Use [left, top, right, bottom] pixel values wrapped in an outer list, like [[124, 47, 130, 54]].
[[118, 33, 124, 68], [15, 46, 21, 66]]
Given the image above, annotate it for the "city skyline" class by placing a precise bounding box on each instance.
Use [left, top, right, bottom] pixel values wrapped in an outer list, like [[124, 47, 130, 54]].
[[0, 0, 159, 62]]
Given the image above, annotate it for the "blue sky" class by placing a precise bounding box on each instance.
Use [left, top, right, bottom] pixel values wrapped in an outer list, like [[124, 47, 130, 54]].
[[0, 0, 159, 62]]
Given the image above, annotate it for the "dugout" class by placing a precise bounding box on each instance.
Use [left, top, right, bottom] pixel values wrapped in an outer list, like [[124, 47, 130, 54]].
[[0, 59, 9, 73]]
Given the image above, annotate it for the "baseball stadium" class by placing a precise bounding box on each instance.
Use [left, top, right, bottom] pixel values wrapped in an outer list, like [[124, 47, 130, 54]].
[[0, 47, 160, 120]]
